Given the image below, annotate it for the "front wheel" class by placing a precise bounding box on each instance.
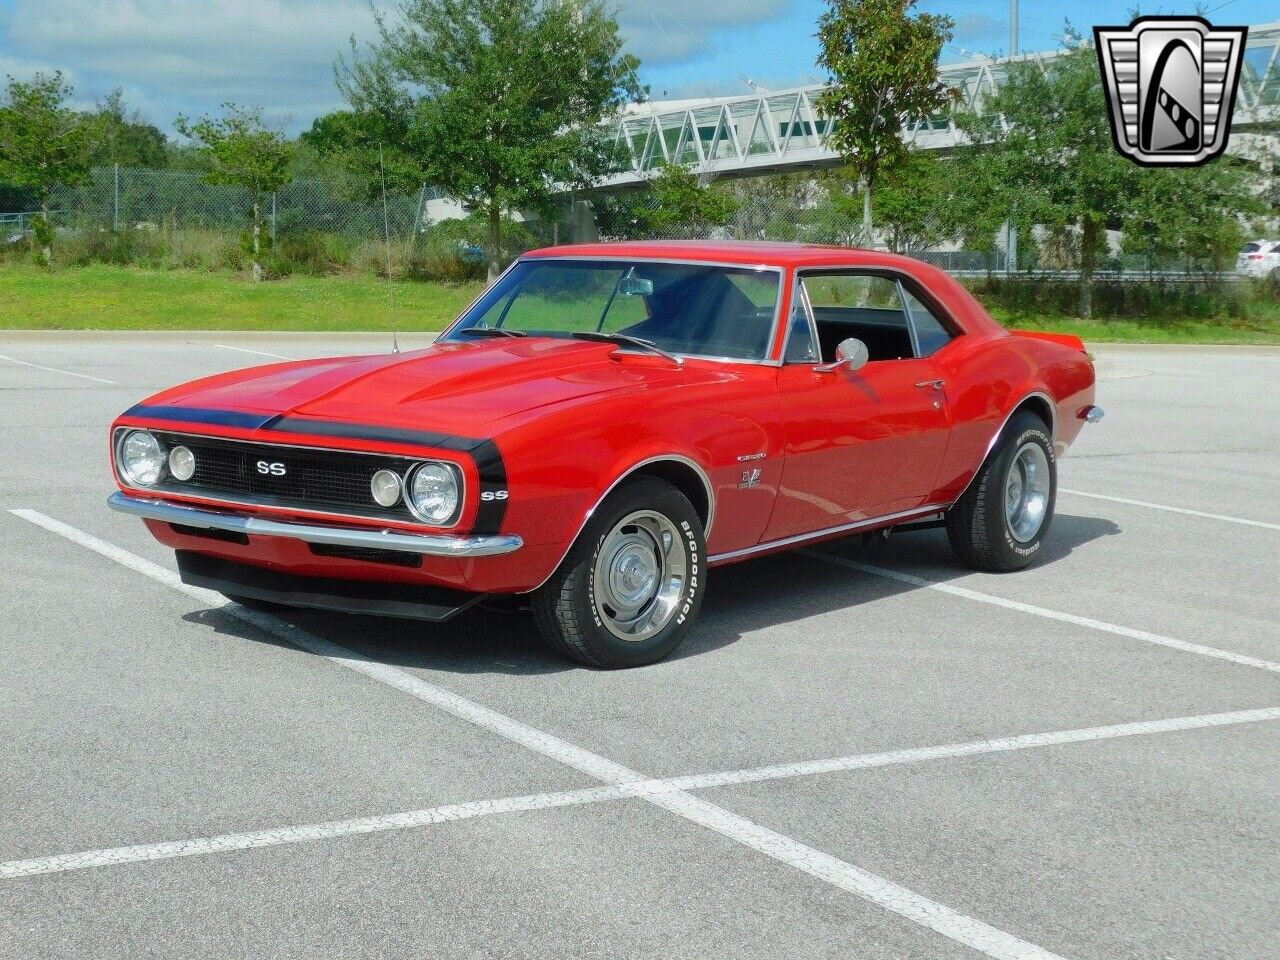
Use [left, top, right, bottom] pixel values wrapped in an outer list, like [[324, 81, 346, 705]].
[[532, 477, 707, 668], [946, 410, 1056, 572]]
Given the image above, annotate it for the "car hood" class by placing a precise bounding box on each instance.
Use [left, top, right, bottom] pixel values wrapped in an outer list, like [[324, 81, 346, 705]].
[[142, 337, 717, 439]]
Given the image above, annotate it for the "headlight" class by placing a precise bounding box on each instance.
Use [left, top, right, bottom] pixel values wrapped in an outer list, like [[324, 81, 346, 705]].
[[119, 430, 165, 486], [370, 468, 403, 508], [168, 445, 196, 482], [407, 462, 459, 524]]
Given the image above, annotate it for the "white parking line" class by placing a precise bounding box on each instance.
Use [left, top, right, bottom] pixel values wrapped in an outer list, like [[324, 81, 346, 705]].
[[0, 353, 118, 385], [804, 551, 1280, 676], [211, 344, 295, 361], [0, 786, 626, 879], [10, 509, 1064, 960], [1060, 488, 1280, 531], [4, 699, 1276, 880]]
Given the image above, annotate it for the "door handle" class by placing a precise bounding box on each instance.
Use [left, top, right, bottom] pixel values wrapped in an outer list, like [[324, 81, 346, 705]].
[[915, 379, 946, 390]]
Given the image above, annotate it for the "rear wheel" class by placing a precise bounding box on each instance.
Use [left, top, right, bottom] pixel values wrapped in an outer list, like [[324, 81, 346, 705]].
[[532, 477, 706, 668], [946, 410, 1056, 572]]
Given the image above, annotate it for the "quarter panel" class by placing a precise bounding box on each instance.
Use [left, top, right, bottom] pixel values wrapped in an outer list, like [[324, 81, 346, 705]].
[[930, 335, 1095, 504]]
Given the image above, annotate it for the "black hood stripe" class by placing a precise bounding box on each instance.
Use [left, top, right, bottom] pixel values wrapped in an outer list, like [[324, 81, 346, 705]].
[[123, 404, 281, 430], [121, 406, 508, 534]]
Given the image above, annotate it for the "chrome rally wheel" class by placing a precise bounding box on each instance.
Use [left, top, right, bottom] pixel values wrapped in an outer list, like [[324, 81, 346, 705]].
[[1004, 442, 1051, 543], [592, 510, 688, 643]]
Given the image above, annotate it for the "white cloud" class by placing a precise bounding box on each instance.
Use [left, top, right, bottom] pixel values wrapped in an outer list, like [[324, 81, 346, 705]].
[[2, 0, 797, 130], [617, 0, 794, 64]]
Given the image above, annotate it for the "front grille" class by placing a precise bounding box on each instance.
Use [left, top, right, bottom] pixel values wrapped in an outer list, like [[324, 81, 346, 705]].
[[145, 431, 425, 523], [308, 543, 423, 568], [169, 522, 250, 545]]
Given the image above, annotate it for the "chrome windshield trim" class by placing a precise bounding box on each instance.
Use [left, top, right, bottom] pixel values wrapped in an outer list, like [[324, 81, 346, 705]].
[[706, 504, 951, 564], [108, 492, 522, 558], [440, 255, 787, 367]]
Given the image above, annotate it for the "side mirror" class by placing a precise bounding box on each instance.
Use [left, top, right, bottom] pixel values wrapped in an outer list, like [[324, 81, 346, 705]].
[[815, 337, 869, 374], [619, 272, 654, 297]]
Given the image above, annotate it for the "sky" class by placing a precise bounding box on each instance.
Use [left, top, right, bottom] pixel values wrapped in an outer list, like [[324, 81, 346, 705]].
[[0, 0, 1274, 135]]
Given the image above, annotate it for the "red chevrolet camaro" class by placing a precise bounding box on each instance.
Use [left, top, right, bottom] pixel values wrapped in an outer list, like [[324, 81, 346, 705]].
[[109, 241, 1101, 667]]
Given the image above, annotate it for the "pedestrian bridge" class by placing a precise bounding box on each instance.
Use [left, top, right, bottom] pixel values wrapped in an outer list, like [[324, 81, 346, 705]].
[[597, 21, 1280, 187]]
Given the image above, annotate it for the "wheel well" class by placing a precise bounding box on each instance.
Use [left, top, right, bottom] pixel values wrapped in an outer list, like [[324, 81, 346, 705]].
[[1014, 393, 1055, 438], [629, 459, 712, 533]]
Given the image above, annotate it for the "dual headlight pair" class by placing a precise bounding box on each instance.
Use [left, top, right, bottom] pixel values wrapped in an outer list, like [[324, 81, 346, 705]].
[[116, 429, 461, 526], [369, 462, 460, 525]]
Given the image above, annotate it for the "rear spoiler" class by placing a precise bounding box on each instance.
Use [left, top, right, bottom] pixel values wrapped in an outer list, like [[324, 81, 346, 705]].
[[1008, 329, 1087, 352]]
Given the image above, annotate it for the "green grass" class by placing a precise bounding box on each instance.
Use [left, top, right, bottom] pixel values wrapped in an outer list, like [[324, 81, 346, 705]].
[[990, 305, 1280, 346], [1, 264, 1277, 345], [0, 265, 485, 332]]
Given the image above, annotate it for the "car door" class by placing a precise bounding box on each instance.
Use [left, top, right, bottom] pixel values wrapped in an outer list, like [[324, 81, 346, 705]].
[[762, 270, 955, 541]]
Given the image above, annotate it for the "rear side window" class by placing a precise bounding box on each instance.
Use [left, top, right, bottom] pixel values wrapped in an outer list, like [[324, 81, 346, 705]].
[[900, 288, 955, 357], [1241, 242, 1261, 253]]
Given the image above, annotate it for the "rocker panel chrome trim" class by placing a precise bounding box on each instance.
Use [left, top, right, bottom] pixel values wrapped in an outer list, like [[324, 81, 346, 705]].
[[707, 504, 952, 564]]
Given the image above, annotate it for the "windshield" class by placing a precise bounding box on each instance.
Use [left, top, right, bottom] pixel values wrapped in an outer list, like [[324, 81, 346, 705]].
[[445, 258, 782, 361]]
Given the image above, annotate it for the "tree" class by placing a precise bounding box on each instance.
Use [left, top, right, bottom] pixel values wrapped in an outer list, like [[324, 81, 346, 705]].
[[0, 72, 97, 265], [954, 41, 1260, 316], [340, 0, 642, 278], [93, 88, 169, 168], [827, 151, 957, 253], [816, 0, 956, 238], [303, 53, 422, 203], [639, 164, 738, 237], [175, 104, 295, 281]]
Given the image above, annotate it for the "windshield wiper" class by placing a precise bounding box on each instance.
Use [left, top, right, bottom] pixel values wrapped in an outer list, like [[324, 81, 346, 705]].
[[456, 326, 527, 338], [571, 331, 683, 367]]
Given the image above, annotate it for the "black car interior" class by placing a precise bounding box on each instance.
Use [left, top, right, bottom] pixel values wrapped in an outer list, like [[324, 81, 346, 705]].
[[811, 306, 915, 362]]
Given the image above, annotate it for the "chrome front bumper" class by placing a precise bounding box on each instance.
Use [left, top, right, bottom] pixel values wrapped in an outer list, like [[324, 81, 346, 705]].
[[108, 492, 523, 558]]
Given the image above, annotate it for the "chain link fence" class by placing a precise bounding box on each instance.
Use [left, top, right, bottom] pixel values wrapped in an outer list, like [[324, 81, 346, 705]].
[[591, 180, 1251, 280], [1, 164, 1257, 282], [40, 166, 429, 240]]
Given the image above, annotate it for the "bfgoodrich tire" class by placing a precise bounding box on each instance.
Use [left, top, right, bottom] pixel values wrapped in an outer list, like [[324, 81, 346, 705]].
[[532, 476, 707, 668], [946, 409, 1056, 572]]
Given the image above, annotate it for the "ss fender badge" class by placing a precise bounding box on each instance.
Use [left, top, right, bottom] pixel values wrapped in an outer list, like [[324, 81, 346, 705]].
[[480, 490, 509, 501]]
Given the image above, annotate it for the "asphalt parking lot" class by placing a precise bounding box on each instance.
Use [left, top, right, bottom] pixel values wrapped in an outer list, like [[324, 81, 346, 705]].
[[2, 332, 1277, 960]]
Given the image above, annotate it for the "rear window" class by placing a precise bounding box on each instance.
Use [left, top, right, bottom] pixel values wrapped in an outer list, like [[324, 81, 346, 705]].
[[1242, 242, 1261, 253]]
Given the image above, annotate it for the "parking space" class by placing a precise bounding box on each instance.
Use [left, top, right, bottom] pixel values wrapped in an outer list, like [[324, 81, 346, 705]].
[[2, 334, 1277, 959]]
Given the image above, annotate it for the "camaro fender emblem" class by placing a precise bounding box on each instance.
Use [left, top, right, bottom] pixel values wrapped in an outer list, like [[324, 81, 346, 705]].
[[738, 468, 762, 488], [1094, 16, 1247, 167], [256, 460, 287, 476]]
